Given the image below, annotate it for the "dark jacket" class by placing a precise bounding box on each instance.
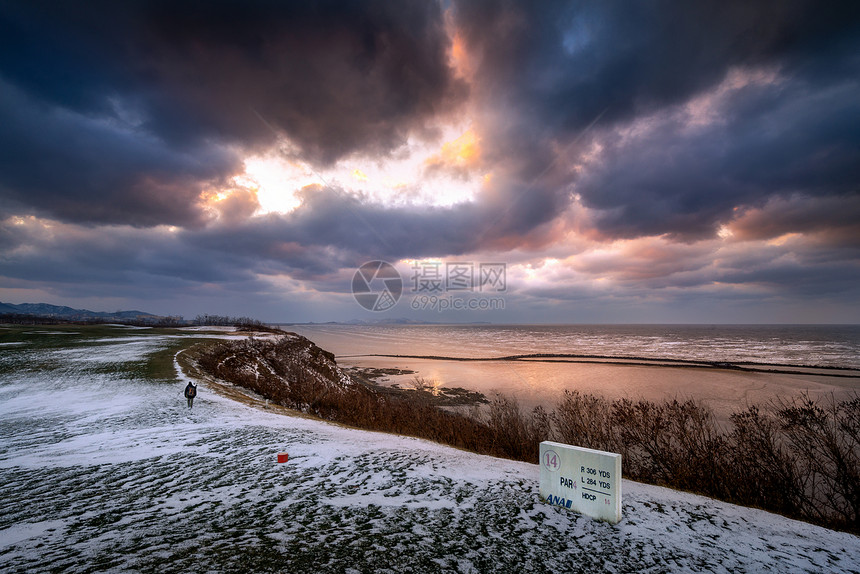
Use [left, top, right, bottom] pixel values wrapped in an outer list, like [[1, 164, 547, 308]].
[[184, 383, 197, 399]]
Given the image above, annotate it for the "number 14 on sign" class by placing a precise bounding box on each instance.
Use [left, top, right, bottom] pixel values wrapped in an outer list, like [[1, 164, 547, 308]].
[[544, 450, 560, 471]]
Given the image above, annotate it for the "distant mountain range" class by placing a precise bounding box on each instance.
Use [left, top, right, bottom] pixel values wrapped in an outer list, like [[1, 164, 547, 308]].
[[0, 301, 161, 322]]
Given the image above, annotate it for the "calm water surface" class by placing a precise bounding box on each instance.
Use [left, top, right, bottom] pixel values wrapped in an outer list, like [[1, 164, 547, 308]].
[[287, 324, 860, 416], [287, 324, 860, 367]]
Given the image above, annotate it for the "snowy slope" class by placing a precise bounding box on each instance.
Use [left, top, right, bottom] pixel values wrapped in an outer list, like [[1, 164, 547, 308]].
[[0, 330, 858, 573]]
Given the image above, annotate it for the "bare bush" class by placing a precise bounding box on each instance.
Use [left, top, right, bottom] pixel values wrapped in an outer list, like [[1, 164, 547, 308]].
[[554, 390, 616, 452], [407, 376, 440, 399], [724, 405, 802, 514], [776, 394, 860, 526]]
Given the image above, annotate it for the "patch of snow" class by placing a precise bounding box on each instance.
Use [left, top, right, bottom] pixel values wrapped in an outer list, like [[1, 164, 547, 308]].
[[0, 520, 66, 547]]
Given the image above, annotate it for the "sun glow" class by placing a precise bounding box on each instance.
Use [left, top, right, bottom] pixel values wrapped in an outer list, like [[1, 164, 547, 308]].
[[228, 125, 484, 215], [433, 127, 480, 168], [233, 156, 314, 214], [717, 225, 733, 239]]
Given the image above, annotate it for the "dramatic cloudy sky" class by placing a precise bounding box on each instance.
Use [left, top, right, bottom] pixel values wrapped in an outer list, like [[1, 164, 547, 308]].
[[1, 0, 859, 323]]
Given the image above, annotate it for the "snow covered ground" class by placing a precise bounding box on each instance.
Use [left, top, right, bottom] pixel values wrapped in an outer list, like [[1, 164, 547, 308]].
[[1, 328, 858, 573]]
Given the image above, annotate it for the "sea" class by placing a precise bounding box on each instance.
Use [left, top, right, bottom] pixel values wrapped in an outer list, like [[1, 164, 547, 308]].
[[286, 324, 860, 417]]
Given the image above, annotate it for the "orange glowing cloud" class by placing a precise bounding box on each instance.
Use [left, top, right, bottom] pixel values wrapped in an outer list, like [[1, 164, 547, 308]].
[[725, 194, 860, 248], [198, 187, 260, 225], [449, 32, 472, 79], [424, 127, 481, 178], [570, 236, 716, 282]]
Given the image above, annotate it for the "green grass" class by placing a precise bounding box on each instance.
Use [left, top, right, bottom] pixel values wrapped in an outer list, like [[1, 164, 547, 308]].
[[0, 323, 221, 382]]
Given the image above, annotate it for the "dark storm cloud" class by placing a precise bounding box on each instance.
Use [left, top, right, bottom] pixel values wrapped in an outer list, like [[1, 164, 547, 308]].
[[3, 0, 857, 243], [0, 189, 483, 301], [0, 0, 463, 155], [0, 0, 464, 224], [0, 79, 238, 227], [453, 0, 860, 242], [717, 257, 860, 299], [137, 0, 465, 162], [456, 0, 860, 134], [575, 73, 860, 240], [273, 182, 581, 262], [729, 194, 860, 248], [0, 217, 250, 287]]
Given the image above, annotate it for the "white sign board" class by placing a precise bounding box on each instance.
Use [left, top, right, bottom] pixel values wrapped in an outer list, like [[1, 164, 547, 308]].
[[539, 441, 622, 524]]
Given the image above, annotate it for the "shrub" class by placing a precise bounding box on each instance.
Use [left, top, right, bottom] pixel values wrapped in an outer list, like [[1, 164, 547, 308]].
[[776, 394, 860, 525], [480, 394, 551, 462], [554, 390, 616, 452]]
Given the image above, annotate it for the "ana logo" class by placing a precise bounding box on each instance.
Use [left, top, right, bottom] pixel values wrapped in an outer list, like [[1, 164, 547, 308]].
[[352, 261, 403, 312], [543, 449, 561, 472]]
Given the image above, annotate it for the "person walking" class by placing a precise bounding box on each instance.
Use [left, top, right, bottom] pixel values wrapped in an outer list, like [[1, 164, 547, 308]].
[[184, 381, 197, 408]]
